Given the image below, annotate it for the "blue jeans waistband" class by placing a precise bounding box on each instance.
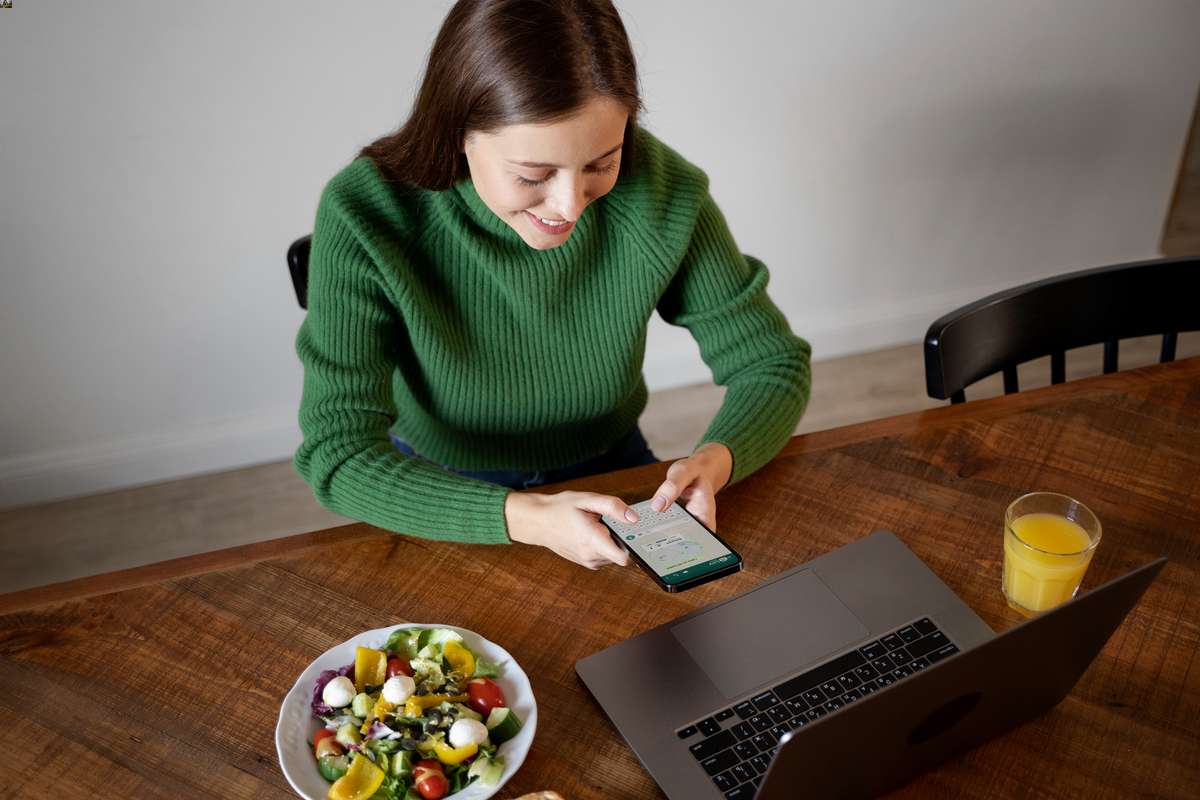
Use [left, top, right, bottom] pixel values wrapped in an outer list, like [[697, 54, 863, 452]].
[[389, 427, 658, 490]]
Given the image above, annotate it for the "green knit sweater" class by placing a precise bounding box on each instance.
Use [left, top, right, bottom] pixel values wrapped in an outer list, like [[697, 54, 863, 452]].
[[294, 127, 811, 545]]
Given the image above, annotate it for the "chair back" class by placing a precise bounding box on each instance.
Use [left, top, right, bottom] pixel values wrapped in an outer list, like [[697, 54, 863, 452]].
[[924, 257, 1200, 403], [287, 235, 312, 309]]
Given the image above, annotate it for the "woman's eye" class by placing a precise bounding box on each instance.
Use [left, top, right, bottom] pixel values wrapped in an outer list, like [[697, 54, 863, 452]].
[[590, 160, 618, 175], [515, 173, 551, 187]]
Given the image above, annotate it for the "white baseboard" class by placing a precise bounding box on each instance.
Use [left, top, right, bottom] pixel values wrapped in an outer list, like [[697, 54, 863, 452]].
[[1, 280, 1014, 510]]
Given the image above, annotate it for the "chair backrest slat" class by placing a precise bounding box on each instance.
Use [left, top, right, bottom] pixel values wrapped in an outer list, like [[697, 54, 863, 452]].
[[1050, 350, 1066, 385], [287, 235, 313, 310], [924, 257, 1200, 401], [1162, 332, 1178, 363]]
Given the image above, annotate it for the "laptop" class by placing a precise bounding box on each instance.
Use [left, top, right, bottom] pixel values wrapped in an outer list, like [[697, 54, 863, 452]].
[[575, 530, 1164, 799]]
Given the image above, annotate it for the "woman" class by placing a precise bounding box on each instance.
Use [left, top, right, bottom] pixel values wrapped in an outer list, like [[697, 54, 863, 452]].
[[295, 0, 811, 570]]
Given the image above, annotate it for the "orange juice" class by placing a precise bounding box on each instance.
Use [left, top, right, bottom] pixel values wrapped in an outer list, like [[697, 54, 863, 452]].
[[1002, 512, 1096, 615]]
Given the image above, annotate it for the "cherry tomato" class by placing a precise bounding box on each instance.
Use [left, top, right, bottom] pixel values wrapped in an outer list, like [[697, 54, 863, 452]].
[[466, 677, 507, 717], [312, 728, 337, 758], [386, 657, 412, 678], [414, 759, 448, 800]]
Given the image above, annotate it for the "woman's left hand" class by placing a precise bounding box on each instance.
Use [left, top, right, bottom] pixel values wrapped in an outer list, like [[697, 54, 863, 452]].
[[649, 442, 733, 530]]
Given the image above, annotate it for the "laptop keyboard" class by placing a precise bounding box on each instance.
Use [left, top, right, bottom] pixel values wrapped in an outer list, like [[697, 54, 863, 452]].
[[676, 617, 958, 799]]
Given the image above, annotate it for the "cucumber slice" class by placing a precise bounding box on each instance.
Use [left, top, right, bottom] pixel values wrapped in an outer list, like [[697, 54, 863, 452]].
[[350, 692, 374, 719], [335, 722, 362, 747], [467, 754, 505, 786], [392, 749, 414, 777], [485, 707, 522, 745]]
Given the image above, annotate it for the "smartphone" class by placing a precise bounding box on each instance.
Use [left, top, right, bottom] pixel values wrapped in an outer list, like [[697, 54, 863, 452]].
[[601, 499, 743, 592]]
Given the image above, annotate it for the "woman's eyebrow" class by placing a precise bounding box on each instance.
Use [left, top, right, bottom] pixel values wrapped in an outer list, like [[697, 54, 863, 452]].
[[507, 142, 623, 169]]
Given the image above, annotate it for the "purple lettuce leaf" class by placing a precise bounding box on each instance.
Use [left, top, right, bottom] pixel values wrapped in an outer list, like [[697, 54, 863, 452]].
[[311, 662, 355, 718], [365, 720, 403, 741]]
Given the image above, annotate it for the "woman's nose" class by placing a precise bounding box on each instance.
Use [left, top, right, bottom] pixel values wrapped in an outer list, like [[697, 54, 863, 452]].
[[551, 176, 588, 221]]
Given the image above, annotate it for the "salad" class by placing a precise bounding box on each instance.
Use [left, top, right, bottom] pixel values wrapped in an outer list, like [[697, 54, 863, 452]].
[[308, 627, 524, 800]]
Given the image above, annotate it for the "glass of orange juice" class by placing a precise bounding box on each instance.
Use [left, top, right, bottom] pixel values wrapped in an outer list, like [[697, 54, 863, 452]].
[[1002, 492, 1101, 616]]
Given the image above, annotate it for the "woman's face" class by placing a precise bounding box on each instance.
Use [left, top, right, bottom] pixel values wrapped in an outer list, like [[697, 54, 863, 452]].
[[463, 95, 629, 250]]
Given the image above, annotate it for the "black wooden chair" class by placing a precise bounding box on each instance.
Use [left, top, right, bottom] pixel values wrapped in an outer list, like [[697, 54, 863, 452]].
[[924, 256, 1200, 404], [287, 235, 312, 309]]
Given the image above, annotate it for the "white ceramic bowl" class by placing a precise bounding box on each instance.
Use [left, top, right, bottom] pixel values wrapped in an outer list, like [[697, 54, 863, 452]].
[[276, 623, 537, 800]]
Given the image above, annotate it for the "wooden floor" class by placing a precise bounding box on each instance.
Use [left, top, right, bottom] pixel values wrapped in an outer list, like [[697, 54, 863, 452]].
[[2, 335, 1196, 594]]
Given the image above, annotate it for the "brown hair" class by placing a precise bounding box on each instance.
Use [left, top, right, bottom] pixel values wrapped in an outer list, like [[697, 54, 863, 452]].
[[359, 0, 642, 189]]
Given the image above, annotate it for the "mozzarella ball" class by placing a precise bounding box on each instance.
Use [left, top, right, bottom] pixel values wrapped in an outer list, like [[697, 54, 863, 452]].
[[449, 718, 489, 748], [382, 675, 416, 705], [322, 676, 356, 709]]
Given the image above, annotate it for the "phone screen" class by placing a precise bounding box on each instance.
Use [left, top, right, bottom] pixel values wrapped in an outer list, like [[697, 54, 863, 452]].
[[603, 500, 740, 586]]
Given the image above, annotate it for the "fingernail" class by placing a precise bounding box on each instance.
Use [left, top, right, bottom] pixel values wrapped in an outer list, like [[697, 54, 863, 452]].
[[625, 509, 639, 523], [652, 496, 666, 512]]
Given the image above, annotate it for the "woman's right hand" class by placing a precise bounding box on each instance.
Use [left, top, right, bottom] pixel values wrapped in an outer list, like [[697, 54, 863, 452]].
[[504, 491, 638, 569]]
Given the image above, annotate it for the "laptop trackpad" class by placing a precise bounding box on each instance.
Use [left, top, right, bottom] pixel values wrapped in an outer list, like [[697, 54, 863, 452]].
[[671, 569, 869, 699]]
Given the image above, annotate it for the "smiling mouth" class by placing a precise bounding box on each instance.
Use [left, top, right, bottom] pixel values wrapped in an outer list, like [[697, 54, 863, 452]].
[[525, 211, 575, 234]]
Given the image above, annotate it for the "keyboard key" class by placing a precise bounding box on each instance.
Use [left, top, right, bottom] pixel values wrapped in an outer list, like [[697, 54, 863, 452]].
[[770, 724, 790, 740], [872, 656, 896, 673], [785, 697, 809, 715], [701, 748, 740, 776], [734, 740, 758, 760], [841, 688, 862, 703], [733, 701, 757, 720], [749, 713, 772, 731], [731, 763, 756, 783], [751, 691, 779, 711], [891, 646, 912, 663], [880, 633, 904, 650], [752, 732, 776, 751], [677, 725, 697, 739], [775, 649, 866, 700], [789, 715, 807, 729], [823, 698, 844, 713], [907, 631, 949, 658], [913, 617, 937, 636], [875, 674, 895, 688], [713, 771, 738, 792], [820, 681, 842, 697], [909, 656, 931, 671], [716, 708, 735, 722], [751, 753, 772, 774], [837, 673, 861, 691], [768, 705, 791, 724], [725, 786, 756, 800], [860, 640, 888, 659], [732, 721, 755, 740], [690, 730, 736, 760], [892, 666, 912, 680], [805, 706, 826, 721], [859, 681, 878, 695], [927, 643, 960, 664], [802, 688, 826, 705], [897, 625, 920, 643], [855, 665, 878, 681], [699, 717, 721, 736]]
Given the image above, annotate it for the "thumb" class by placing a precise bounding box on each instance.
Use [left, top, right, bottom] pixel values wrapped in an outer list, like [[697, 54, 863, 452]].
[[574, 493, 640, 525]]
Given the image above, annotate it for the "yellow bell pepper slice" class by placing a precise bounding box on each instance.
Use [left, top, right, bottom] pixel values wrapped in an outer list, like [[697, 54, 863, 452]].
[[433, 740, 478, 766], [354, 646, 388, 693], [443, 640, 476, 676], [327, 752, 385, 800], [403, 693, 469, 719], [360, 696, 397, 735]]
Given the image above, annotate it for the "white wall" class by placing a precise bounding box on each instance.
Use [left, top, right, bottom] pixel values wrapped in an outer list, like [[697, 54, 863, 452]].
[[1, 0, 1197, 508]]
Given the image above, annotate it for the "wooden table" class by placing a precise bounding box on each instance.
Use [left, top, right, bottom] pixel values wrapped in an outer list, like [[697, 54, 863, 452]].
[[2, 359, 1198, 799]]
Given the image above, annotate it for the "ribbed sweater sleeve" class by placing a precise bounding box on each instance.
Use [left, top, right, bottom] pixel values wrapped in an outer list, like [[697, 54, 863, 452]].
[[657, 195, 813, 486], [293, 187, 511, 545]]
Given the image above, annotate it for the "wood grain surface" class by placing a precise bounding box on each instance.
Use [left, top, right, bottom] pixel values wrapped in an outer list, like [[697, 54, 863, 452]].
[[2, 359, 1198, 799]]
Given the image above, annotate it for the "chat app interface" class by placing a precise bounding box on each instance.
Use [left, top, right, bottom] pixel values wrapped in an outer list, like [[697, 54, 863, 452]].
[[603, 500, 736, 583]]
